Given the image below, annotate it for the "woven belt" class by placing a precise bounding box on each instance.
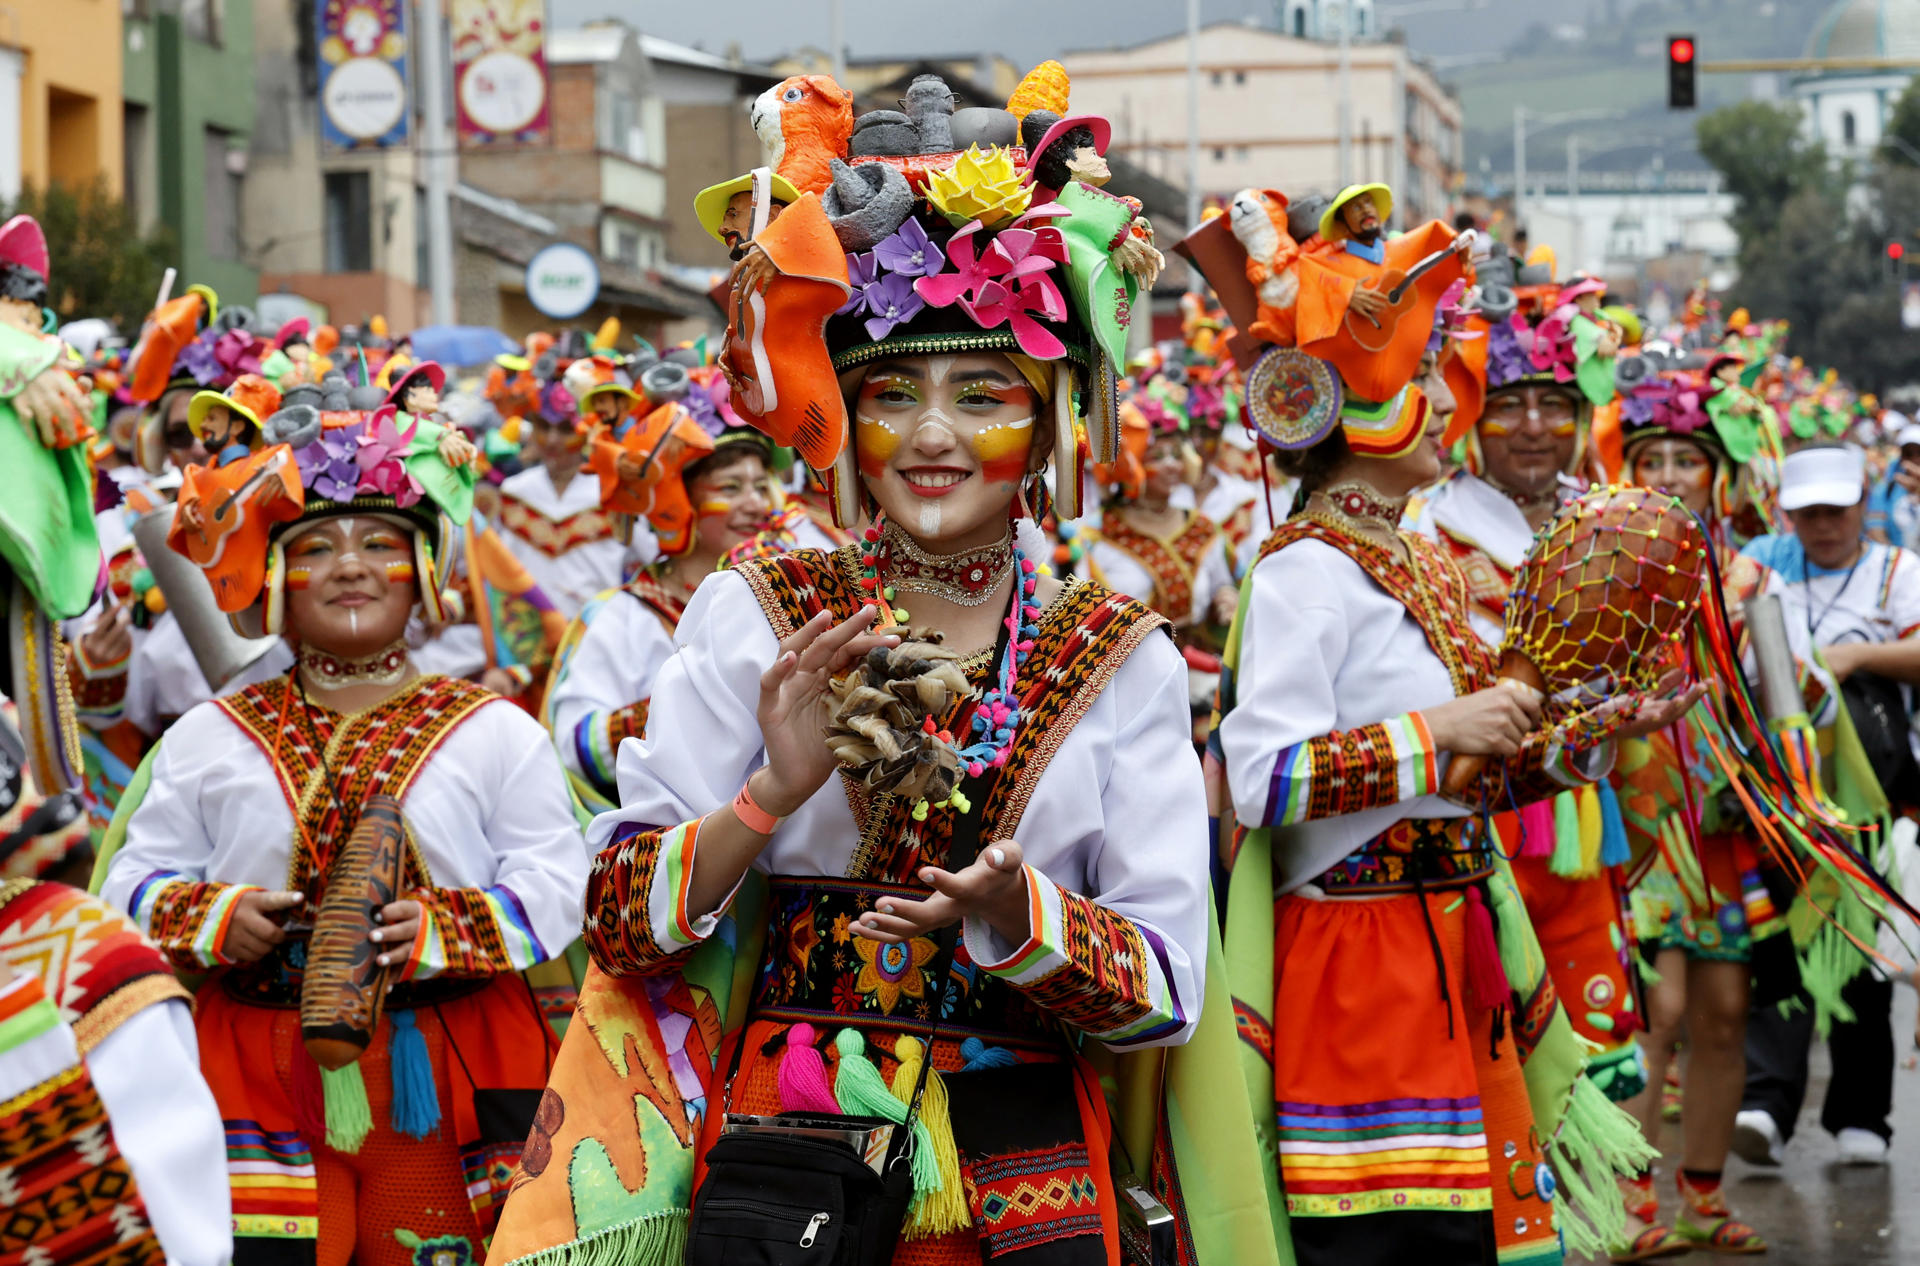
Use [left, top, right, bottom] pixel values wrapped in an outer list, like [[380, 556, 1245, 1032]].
[[220, 932, 488, 1012], [751, 876, 1062, 1050], [1316, 817, 1496, 894]]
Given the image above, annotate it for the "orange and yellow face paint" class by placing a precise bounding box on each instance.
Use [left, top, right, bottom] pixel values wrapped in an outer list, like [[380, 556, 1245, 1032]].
[[852, 368, 1035, 485]]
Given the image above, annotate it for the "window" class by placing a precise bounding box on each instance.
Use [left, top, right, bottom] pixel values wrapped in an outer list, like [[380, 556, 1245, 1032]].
[[415, 186, 429, 288], [610, 91, 648, 162], [325, 170, 373, 272], [123, 103, 151, 226], [1212, 146, 1226, 162], [1234, 71, 1247, 85], [181, 0, 222, 43], [203, 128, 241, 261], [1234, 145, 1249, 159], [1210, 72, 1222, 87], [1293, 8, 1307, 35], [617, 229, 640, 267], [1842, 109, 1857, 144]]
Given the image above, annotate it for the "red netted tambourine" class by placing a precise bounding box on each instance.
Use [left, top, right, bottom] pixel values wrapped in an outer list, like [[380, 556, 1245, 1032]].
[[1443, 484, 1708, 795]]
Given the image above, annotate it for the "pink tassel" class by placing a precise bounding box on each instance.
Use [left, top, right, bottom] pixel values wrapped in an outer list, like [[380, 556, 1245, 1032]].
[[1462, 886, 1512, 1013], [1517, 799, 1556, 858], [777, 1023, 841, 1114]]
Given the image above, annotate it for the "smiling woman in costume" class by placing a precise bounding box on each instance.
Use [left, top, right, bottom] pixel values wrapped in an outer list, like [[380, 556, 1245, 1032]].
[[100, 398, 589, 1265], [514, 70, 1239, 1266]]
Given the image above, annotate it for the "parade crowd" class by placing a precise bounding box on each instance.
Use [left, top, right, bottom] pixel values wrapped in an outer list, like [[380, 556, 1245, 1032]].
[[6, 58, 1920, 1266]]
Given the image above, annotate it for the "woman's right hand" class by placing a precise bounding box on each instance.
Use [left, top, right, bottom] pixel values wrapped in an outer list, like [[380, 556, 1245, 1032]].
[[218, 889, 306, 964], [751, 607, 900, 817], [1422, 682, 1544, 757]]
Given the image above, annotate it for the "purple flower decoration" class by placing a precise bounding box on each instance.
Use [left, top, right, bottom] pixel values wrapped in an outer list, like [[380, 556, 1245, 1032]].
[[873, 219, 944, 279], [837, 252, 877, 315], [683, 379, 723, 435], [178, 334, 224, 386], [297, 422, 366, 502], [1622, 380, 1667, 426], [538, 381, 577, 426], [1485, 317, 1530, 388], [860, 273, 925, 341]]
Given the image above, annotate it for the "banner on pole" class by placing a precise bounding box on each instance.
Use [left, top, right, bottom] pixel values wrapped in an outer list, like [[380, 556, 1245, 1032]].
[[451, 0, 551, 147], [317, 0, 411, 149]]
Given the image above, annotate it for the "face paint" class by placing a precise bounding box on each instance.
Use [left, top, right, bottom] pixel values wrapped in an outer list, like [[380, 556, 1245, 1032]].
[[384, 560, 416, 586], [694, 498, 734, 517], [855, 374, 914, 480], [972, 413, 1035, 485], [285, 566, 312, 591], [919, 502, 942, 536]]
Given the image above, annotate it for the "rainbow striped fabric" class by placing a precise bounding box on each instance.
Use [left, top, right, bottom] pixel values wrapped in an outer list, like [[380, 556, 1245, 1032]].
[[1277, 1093, 1494, 1218]]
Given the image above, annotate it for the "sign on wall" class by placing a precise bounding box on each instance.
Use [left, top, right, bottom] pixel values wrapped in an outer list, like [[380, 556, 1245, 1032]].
[[451, 0, 551, 147], [317, 0, 411, 149], [525, 243, 600, 319]]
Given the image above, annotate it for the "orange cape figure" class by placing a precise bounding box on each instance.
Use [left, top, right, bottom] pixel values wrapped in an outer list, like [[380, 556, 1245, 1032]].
[[719, 193, 852, 471], [126, 289, 211, 403], [1294, 221, 1463, 404], [587, 403, 716, 556], [1441, 314, 1492, 446], [169, 445, 306, 612]]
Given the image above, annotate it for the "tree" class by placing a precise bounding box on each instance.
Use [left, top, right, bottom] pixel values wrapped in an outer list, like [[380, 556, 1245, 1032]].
[[1696, 100, 1834, 242], [1881, 75, 1920, 168], [2, 179, 174, 335]]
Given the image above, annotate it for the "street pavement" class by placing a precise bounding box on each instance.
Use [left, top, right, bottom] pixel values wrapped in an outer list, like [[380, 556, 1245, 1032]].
[[1577, 984, 1920, 1262]]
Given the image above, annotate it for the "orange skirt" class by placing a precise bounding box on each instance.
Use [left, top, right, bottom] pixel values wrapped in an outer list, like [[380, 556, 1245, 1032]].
[[1510, 857, 1646, 1102], [197, 973, 555, 1265], [1275, 889, 1562, 1266]]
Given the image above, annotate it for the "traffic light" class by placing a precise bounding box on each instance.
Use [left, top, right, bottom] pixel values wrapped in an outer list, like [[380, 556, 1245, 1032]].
[[1668, 36, 1697, 110], [1890, 241, 1906, 262]]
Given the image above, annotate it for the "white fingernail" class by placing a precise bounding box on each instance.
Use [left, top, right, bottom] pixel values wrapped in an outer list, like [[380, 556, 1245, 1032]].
[[991, 847, 1005, 866], [878, 901, 893, 914], [370, 929, 381, 942]]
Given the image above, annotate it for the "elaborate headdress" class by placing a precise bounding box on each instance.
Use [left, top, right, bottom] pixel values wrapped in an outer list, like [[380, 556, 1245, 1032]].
[[718, 68, 1161, 525], [170, 370, 479, 636]]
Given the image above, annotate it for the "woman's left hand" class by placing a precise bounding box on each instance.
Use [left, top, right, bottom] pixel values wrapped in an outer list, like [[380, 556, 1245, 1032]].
[[369, 898, 423, 970], [1608, 682, 1710, 743], [852, 841, 1030, 947]]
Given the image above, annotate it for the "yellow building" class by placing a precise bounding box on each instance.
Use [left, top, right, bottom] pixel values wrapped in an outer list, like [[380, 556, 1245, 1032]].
[[0, 0, 125, 199]]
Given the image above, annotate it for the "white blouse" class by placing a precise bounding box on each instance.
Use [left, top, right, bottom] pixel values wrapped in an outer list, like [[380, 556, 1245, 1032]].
[[103, 686, 589, 975], [497, 465, 653, 618], [594, 567, 1210, 1049], [1219, 536, 1600, 894], [547, 589, 678, 789], [1084, 525, 1235, 627]]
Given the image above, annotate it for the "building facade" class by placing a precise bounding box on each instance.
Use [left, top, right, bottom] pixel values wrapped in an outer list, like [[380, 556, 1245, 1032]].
[[124, 1, 259, 304], [1790, 0, 1920, 162], [1, 0, 124, 204], [1063, 19, 1463, 227]]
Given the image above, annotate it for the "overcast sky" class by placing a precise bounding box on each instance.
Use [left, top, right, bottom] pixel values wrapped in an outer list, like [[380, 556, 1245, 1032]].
[[549, 0, 1284, 65]]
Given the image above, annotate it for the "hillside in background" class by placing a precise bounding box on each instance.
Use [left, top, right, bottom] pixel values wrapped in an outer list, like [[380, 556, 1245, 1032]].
[[1395, 0, 1842, 183]]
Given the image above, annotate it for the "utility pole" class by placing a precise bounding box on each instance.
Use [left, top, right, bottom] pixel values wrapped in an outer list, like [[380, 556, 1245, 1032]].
[[1337, 0, 1353, 187], [1186, 0, 1201, 230], [830, 0, 845, 83], [1568, 134, 1581, 274], [418, 0, 455, 326], [1513, 104, 1526, 238]]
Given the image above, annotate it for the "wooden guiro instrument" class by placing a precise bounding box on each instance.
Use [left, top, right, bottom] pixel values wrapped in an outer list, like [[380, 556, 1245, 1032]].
[[1442, 485, 1708, 797], [300, 794, 408, 1070]]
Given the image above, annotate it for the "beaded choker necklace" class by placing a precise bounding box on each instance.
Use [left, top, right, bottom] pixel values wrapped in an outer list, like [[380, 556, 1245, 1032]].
[[873, 519, 1014, 607], [297, 638, 410, 692], [857, 514, 1040, 811], [1306, 480, 1408, 555]]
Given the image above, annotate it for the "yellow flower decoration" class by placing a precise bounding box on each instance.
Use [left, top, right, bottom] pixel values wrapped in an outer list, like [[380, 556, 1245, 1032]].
[[925, 145, 1033, 229], [852, 933, 936, 1015]]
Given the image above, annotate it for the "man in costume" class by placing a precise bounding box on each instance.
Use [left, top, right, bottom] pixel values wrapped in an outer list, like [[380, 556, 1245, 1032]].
[[496, 377, 648, 619], [101, 392, 590, 1264]]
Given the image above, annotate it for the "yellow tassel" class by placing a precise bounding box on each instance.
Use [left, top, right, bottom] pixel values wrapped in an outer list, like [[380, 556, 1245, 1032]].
[[1575, 783, 1604, 879], [890, 1036, 970, 1238]]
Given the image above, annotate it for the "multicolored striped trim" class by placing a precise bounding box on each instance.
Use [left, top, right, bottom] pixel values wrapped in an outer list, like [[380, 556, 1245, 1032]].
[[1279, 1094, 1493, 1218], [584, 816, 738, 974], [405, 884, 542, 981], [226, 1120, 318, 1239], [135, 874, 260, 970], [970, 865, 1185, 1047], [0, 973, 59, 1055], [1263, 711, 1437, 827]]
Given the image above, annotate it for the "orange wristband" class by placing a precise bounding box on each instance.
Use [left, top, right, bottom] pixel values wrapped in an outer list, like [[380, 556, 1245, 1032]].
[[733, 777, 784, 835]]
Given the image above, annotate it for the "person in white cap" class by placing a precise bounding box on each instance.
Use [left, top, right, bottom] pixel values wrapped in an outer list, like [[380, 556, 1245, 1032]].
[[1732, 440, 1920, 1171], [1865, 417, 1920, 548]]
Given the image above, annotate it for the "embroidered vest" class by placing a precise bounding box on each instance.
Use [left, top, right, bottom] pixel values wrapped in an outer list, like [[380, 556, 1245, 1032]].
[[498, 493, 614, 558], [0, 878, 189, 1054], [1094, 512, 1219, 622], [734, 545, 1169, 881]]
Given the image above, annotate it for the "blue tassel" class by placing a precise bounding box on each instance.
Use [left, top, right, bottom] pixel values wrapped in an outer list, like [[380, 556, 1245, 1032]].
[[388, 1009, 441, 1140], [1598, 780, 1630, 868], [960, 1037, 1018, 1070]]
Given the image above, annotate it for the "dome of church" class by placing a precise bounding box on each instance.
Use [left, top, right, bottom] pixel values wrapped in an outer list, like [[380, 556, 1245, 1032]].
[[1805, 0, 1920, 59]]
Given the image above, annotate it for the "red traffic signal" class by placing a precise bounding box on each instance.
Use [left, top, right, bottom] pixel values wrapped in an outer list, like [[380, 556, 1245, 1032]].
[[1891, 241, 1906, 261], [1668, 35, 1698, 109]]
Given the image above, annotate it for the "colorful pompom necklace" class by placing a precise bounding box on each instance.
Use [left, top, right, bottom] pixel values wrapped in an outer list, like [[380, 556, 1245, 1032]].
[[856, 513, 1040, 816]]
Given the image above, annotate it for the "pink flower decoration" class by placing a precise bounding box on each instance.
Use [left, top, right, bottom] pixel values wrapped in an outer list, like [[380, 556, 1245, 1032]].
[[913, 216, 1070, 359], [357, 406, 425, 507], [213, 328, 268, 379], [1529, 309, 1578, 381]]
